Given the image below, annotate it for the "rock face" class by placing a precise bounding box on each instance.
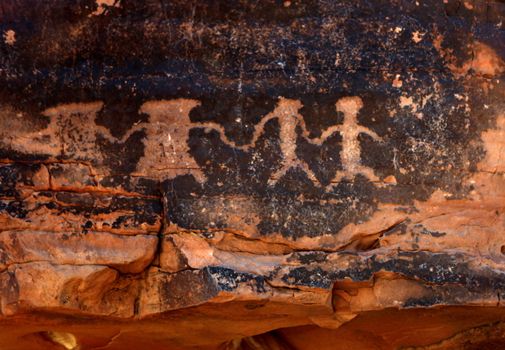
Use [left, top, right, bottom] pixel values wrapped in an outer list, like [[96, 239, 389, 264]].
[[0, 0, 504, 349]]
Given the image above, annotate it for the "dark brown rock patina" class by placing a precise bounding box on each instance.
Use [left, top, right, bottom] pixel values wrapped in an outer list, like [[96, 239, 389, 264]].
[[1, 0, 505, 349]]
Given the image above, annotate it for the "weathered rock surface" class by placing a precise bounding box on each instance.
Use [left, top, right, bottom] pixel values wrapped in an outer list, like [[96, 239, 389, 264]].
[[0, 0, 505, 348]]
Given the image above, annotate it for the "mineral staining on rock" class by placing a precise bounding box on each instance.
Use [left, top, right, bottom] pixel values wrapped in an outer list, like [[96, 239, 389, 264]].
[[0, 0, 504, 349]]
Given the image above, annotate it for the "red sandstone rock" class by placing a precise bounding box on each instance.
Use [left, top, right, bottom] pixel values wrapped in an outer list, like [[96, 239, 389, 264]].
[[0, 0, 505, 349]]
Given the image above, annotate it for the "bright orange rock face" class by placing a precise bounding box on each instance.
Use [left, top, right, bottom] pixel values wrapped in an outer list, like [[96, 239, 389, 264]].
[[1, 0, 505, 349]]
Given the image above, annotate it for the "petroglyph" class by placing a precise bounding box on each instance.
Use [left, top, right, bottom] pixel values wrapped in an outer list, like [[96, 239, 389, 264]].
[[43, 102, 111, 161], [196, 98, 323, 185], [134, 99, 282, 182], [131, 99, 205, 182], [283, 96, 384, 186], [0, 97, 387, 187], [0, 105, 60, 158], [91, 0, 120, 16], [329, 96, 383, 184], [243, 98, 320, 185], [3, 30, 15, 45], [0, 102, 108, 160], [0, 101, 152, 175], [132, 98, 330, 184], [196, 96, 384, 187]]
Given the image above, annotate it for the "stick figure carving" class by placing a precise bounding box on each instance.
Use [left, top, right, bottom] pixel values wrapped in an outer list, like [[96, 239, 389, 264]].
[[116, 96, 384, 187], [327, 96, 383, 184], [202, 96, 384, 187], [197, 97, 334, 186], [238, 98, 320, 185]]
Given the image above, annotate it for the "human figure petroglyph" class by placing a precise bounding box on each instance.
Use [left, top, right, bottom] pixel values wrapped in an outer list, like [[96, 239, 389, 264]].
[[43, 102, 110, 161], [327, 96, 383, 185], [132, 99, 250, 183], [201, 96, 384, 187], [16, 100, 214, 182], [131, 99, 206, 182], [5, 101, 204, 180], [8, 97, 384, 187], [197, 97, 335, 186], [130, 97, 324, 185], [241, 98, 321, 185], [0, 105, 61, 158], [0, 102, 109, 159]]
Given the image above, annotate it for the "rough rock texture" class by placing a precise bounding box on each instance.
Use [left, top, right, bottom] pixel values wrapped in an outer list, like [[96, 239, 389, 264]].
[[0, 0, 505, 349]]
